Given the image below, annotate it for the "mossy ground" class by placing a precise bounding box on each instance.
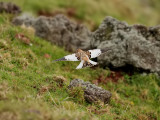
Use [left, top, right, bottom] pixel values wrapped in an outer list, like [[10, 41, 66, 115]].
[[0, 0, 160, 119]]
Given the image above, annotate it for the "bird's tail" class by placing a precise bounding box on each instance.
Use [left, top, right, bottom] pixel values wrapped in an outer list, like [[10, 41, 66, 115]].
[[76, 60, 97, 69], [52, 57, 66, 63]]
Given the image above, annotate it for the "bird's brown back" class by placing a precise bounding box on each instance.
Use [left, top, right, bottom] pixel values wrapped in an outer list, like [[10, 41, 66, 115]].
[[75, 49, 89, 62]]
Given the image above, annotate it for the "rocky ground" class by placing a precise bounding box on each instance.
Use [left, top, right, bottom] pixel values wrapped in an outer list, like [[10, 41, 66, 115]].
[[13, 14, 160, 75], [0, 1, 160, 120]]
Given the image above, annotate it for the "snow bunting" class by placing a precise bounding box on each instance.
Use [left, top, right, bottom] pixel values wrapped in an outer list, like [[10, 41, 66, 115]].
[[53, 48, 111, 69]]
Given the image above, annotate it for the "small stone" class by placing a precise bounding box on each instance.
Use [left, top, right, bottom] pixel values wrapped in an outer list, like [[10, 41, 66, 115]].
[[0, 2, 21, 14], [68, 79, 112, 104]]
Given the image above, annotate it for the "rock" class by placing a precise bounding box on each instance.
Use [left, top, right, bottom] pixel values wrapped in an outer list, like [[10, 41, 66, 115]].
[[12, 13, 35, 26], [92, 16, 160, 75], [12, 14, 92, 52], [68, 79, 112, 104], [12, 14, 160, 75], [0, 2, 21, 14]]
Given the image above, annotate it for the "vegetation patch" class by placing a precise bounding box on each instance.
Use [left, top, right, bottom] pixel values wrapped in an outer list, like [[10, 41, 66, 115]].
[[0, 3, 160, 119], [68, 86, 85, 104]]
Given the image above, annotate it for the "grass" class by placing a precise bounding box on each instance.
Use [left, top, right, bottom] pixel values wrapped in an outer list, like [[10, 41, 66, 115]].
[[0, 0, 160, 119], [1, 0, 160, 30], [0, 13, 160, 120]]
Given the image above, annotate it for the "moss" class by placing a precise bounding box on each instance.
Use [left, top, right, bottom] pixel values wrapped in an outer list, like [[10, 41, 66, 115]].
[[68, 86, 85, 104]]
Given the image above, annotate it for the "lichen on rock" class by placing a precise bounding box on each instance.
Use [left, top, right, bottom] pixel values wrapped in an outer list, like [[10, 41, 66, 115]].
[[92, 16, 160, 75]]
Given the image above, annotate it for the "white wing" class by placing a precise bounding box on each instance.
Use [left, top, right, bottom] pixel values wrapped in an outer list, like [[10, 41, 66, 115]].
[[88, 49, 102, 58], [76, 60, 84, 69], [89, 60, 97, 65], [65, 54, 79, 61], [53, 53, 79, 62]]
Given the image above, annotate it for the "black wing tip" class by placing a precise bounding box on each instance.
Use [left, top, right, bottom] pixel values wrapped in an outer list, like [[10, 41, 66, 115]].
[[82, 61, 96, 68], [52, 57, 66, 63]]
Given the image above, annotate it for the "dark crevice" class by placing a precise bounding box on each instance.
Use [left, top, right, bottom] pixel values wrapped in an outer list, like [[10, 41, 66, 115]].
[[102, 63, 151, 75]]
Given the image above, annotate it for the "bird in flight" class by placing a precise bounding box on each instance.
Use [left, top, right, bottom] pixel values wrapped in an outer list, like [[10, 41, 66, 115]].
[[53, 48, 111, 69]]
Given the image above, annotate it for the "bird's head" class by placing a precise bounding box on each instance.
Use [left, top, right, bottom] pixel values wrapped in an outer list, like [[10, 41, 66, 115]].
[[76, 49, 83, 53]]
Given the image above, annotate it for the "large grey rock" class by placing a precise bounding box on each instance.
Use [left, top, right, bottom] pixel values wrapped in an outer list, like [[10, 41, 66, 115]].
[[12, 14, 160, 75], [68, 79, 112, 104], [12, 14, 91, 52], [92, 16, 160, 75]]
